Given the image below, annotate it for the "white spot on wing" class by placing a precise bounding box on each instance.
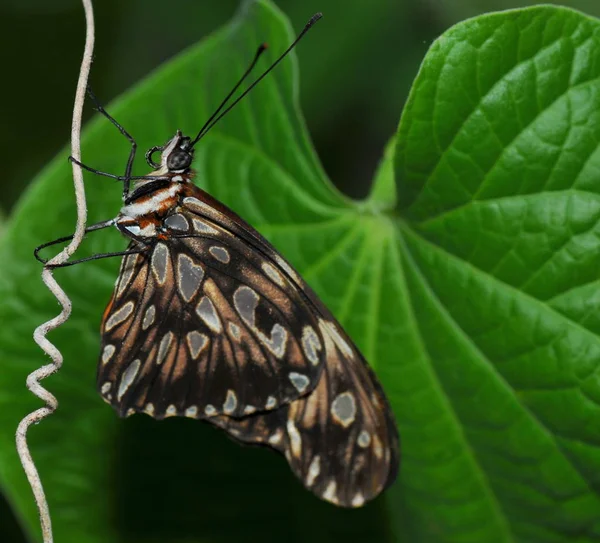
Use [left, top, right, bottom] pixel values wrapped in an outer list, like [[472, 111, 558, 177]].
[[142, 305, 156, 330], [101, 382, 111, 395], [166, 404, 177, 417], [372, 435, 383, 459], [262, 262, 285, 286], [265, 324, 287, 358], [351, 493, 365, 507], [243, 405, 256, 415], [117, 255, 138, 297], [117, 359, 141, 401], [331, 391, 357, 428], [302, 326, 322, 366], [196, 296, 222, 332], [192, 218, 219, 235], [274, 255, 301, 283], [156, 332, 174, 365], [151, 243, 170, 285], [105, 301, 135, 331], [186, 331, 208, 359], [223, 390, 237, 415], [233, 286, 259, 325], [357, 430, 371, 448], [288, 372, 310, 394], [268, 430, 283, 445], [322, 481, 338, 503], [228, 322, 241, 341], [185, 405, 198, 418], [233, 286, 288, 358], [319, 319, 354, 358], [177, 253, 204, 302], [287, 420, 302, 458], [306, 455, 321, 487], [164, 213, 189, 231], [102, 344, 115, 365], [266, 396, 277, 409], [144, 403, 155, 416], [209, 246, 230, 264], [204, 404, 217, 416]]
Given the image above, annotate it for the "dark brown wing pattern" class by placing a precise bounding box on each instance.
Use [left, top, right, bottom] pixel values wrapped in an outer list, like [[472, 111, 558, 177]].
[[98, 222, 326, 419], [98, 184, 398, 507], [212, 318, 399, 507]]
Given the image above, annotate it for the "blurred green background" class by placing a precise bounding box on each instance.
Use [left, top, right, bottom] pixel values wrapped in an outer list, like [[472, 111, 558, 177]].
[[2, 0, 600, 541], [1, 0, 597, 216]]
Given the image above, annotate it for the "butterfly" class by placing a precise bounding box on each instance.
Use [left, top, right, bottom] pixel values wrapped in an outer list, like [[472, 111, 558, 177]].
[[36, 13, 399, 508]]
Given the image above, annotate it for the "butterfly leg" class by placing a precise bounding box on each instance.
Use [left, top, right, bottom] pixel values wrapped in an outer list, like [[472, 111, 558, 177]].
[[67, 157, 169, 183], [44, 246, 150, 269], [67, 157, 127, 181], [34, 219, 116, 264], [86, 86, 137, 199]]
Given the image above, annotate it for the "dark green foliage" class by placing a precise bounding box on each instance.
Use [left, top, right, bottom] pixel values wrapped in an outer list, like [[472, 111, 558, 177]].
[[1, 2, 600, 541]]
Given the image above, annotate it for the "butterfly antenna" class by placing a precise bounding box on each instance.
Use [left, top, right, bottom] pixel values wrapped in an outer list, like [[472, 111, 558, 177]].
[[191, 12, 322, 147], [190, 43, 269, 147]]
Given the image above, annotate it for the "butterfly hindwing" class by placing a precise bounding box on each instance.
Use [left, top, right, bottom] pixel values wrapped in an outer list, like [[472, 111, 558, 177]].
[[182, 189, 398, 505], [211, 318, 399, 508], [98, 206, 327, 419]]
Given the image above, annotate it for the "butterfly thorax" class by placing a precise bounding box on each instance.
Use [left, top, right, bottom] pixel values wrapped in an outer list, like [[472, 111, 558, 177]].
[[114, 130, 199, 241], [116, 172, 195, 240]]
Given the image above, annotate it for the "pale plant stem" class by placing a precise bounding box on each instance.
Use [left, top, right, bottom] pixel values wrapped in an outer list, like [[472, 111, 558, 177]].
[[15, 1, 95, 542]]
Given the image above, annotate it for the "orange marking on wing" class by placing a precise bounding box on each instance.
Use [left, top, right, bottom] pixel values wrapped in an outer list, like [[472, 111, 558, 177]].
[[101, 296, 116, 327]]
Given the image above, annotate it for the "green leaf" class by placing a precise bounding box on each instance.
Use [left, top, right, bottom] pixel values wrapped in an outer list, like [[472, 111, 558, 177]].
[[0, 2, 390, 542], [2, 2, 600, 543], [394, 4, 600, 542], [0, 208, 5, 241]]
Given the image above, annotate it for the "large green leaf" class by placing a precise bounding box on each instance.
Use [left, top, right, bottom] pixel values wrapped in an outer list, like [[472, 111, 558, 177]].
[[1, 2, 600, 542], [394, 5, 600, 541]]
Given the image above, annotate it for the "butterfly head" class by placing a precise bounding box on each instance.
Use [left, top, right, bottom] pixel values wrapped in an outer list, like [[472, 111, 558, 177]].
[[145, 130, 194, 174]]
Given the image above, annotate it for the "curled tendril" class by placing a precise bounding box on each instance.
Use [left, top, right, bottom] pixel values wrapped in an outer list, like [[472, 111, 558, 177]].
[[16, 1, 95, 541]]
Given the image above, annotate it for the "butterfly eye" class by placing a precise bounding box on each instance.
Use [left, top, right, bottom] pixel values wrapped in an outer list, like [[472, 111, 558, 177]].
[[167, 150, 192, 171]]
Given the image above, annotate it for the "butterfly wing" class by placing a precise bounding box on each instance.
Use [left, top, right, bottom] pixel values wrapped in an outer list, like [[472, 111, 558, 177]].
[[180, 189, 399, 506], [98, 214, 327, 418], [98, 182, 398, 506], [211, 318, 399, 508]]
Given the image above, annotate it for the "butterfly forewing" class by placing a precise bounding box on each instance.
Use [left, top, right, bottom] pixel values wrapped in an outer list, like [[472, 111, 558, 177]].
[[98, 194, 328, 419]]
